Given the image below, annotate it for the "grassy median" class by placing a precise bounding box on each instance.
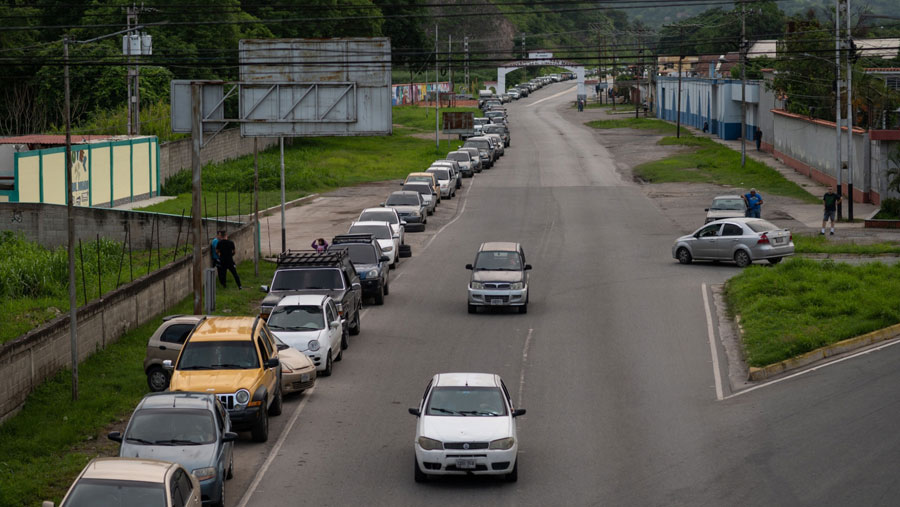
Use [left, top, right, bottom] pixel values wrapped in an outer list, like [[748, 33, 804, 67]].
[[793, 234, 900, 255], [0, 260, 275, 506], [725, 258, 900, 367]]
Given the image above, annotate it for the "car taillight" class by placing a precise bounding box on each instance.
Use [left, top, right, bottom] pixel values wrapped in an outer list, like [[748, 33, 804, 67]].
[[757, 233, 770, 244], [789, 232, 793, 242]]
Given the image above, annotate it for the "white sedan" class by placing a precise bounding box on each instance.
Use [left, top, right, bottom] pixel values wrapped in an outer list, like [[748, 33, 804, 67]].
[[408, 372, 525, 482], [267, 295, 345, 377], [358, 207, 405, 255], [348, 221, 400, 267]]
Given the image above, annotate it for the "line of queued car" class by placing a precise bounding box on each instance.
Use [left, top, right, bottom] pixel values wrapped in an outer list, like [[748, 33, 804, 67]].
[[47, 97, 528, 507]]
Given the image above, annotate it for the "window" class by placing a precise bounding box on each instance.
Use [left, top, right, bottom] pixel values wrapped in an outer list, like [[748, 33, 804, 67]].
[[257, 337, 270, 365], [325, 303, 336, 325], [425, 387, 508, 417], [722, 224, 744, 236], [177, 341, 259, 370], [125, 409, 216, 445], [697, 224, 721, 238], [161, 324, 195, 345], [176, 468, 193, 505], [267, 305, 325, 331]]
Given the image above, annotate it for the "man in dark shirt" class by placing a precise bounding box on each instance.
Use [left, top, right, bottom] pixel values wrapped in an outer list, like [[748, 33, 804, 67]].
[[215, 231, 242, 289], [821, 186, 842, 235]]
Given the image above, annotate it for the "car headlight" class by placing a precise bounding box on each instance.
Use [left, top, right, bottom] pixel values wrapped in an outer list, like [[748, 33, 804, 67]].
[[440, 182, 448, 188], [382, 245, 393, 252], [489, 437, 515, 450], [282, 364, 293, 374], [307, 339, 320, 351], [510, 282, 524, 290], [235, 389, 250, 405], [417, 437, 443, 450], [192, 467, 217, 481], [470, 282, 484, 290], [366, 269, 379, 278], [410, 210, 421, 217]]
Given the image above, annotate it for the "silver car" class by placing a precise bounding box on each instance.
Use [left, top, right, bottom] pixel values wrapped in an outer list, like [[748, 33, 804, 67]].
[[704, 195, 747, 223], [672, 218, 794, 267], [466, 242, 531, 314]]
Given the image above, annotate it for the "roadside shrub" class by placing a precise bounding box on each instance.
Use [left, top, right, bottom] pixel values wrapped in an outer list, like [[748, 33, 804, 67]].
[[0, 232, 67, 298], [875, 198, 900, 219]]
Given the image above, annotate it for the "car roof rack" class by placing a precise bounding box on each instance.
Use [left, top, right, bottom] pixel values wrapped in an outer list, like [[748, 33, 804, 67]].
[[331, 233, 376, 245], [277, 249, 348, 267]]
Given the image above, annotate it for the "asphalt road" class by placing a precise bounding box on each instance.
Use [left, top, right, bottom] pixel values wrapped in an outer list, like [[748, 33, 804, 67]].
[[231, 83, 900, 506]]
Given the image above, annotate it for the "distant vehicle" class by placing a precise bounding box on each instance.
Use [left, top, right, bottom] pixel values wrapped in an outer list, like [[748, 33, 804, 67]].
[[382, 191, 427, 231], [484, 134, 505, 157], [358, 207, 408, 249], [402, 182, 437, 215], [465, 242, 531, 314], [483, 124, 510, 147], [429, 160, 462, 190], [446, 150, 475, 177], [408, 372, 525, 482], [329, 233, 390, 303], [477, 89, 494, 108], [143, 315, 202, 392], [508, 89, 520, 99], [108, 392, 236, 507], [426, 167, 456, 198], [499, 93, 511, 103], [673, 218, 794, 267], [463, 137, 495, 167], [46, 457, 202, 507], [347, 221, 400, 270], [457, 147, 484, 173], [404, 172, 441, 205], [704, 194, 748, 223], [268, 294, 345, 376]]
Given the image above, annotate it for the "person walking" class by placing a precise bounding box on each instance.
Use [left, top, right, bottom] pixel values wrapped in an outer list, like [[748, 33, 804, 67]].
[[311, 238, 329, 253], [215, 231, 242, 289], [743, 188, 763, 218], [821, 186, 842, 235], [754, 127, 762, 151], [210, 230, 223, 268]]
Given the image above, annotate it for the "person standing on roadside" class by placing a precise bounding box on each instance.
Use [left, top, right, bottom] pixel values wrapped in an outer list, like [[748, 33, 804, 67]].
[[311, 238, 329, 253], [743, 188, 763, 218], [821, 186, 841, 235], [210, 231, 223, 268], [215, 231, 242, 289], [754, 127, 762, 151]]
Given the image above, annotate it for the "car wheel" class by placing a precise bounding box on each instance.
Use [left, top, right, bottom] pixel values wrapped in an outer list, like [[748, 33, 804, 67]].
[[468, 304, 477, 314], [676, 247, 693, 265], [384, 280, 390, 296], [349, 309, 361, 336], [268, 386, 282, 416], [341, 326, 350, 350], [146, 366, 169, 392], [505, 459, 518, 483], [374, 286, 385, 305], [336, 348, 343, 362], [414, 457, 428, 483], [427, 209, 433, 216], [767, 257, 782, 265], [226, 452, 234, 480], [321, 351, 333, 377], [734, 250, 752, 268], [251, 406, 269, 442], [518, 303, 528, 314], [213, 478, 225, 507]]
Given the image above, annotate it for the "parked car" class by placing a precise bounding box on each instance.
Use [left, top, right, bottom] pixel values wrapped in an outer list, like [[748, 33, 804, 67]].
[[484, 133, 505, 157], [259, 250, 362, 336], [508, 89, 520, 100], [165, 316, 283, 442], [704, 194, 748, 223], [45, 458, 201, 507], [458, 147, 484, 173], [268, 294, 344, 377], [426, 167, 456, 199], [499, 93, 511, 103], [430, 159, 462, 189], [446, 150, 475, 177], [382, 191, 427, 231], [402, 182, 437, 215], [330, 233, 390, 304], [408, 372, 525, 482], [463, 137, 495, 167], [465, 242, 531, 314], [483, 124, 510, 147], [358, 207, 408, 250], [143, 315, 202, 392], [108, 392, 236, 507], [404, 172, 441, 205], [672, 218, 794, 267], [272, 334, 317, 395], [348, 220, 400, 266]]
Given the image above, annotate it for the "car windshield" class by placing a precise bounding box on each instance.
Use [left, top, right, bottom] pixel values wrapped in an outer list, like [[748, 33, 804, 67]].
[[360, 210, 398, 224], [271, 269, 343, 290], [177, 341, 259, 370], [62, 479, 165, 507], [746, 220, 780, 233], [447, 152, 469, 162], [125, 409, 216, 445], [711, 198, 745, 210], [464, 140, 490, 150], [349, 224, 391, 240], [474, 251, 522, 271], [268, 305, 325, 331], [428, 169, 450, 180], [402, 184, 431, 196], [426, 386, 507, 416], [331, 244, 378, 265], [386, 193, 420, 206], [484, 126, 504, 134]]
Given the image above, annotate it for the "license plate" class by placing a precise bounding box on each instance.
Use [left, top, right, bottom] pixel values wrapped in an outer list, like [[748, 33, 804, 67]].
[[491, 299, 504, 305], [774, 238, 783, 244], [301, 374, 310, 382], [456, 458, 476, 469]]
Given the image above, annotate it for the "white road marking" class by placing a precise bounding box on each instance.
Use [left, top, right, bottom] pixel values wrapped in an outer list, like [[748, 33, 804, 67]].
[[702, 283, 724, 401], [518, 328, 534, 408], [526, 86, 576, 107], [420, 176, 476, 254], [724, 336, 900, 400], [236, 387, 316, 507]]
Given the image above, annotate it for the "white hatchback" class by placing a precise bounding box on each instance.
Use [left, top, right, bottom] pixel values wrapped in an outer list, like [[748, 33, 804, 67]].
[[268, 295, 344, 377], [408, 373, 525, 482], [349, 221, 400, 266]]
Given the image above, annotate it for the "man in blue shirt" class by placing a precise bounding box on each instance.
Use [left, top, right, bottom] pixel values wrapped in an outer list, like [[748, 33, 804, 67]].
[[743, 188, 763, 218]]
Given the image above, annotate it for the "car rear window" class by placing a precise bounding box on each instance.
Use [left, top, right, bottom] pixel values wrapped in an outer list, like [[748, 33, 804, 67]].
[[746, 220, 780, 233], [402, 184, 431, 196], [63, 479, 165, 507], [427, 169, 450, 180], [447, 152, 469, 162]]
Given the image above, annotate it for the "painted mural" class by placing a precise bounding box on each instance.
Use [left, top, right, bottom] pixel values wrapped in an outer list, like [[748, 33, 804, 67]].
[[391, 82, 452, 105]]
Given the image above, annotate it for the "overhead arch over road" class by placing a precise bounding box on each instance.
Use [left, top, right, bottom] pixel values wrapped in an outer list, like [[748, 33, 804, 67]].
[[497, 58, 585, 100]]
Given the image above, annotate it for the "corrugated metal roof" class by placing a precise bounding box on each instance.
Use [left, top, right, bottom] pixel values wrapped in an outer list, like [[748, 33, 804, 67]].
[[0, 134, 112, 145]]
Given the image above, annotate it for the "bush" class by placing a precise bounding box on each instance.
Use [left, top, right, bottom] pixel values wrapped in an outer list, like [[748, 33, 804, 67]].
[[875, 198, 900, 219], [0, 232, 67, 298]]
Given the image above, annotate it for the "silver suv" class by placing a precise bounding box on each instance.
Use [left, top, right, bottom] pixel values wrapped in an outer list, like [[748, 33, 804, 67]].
[[465, 242, 531, 314], [143, 315, 202, 391]]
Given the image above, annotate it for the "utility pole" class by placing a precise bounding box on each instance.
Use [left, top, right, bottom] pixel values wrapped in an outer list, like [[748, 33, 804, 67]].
[[64, 36, 78, 401], [521, 33, 526, 59], [253, 138, 259, 276], [279, 138, 286, 253], [598, 32, 604, 104], [611, 38, 617, 111], [740, 1, 747, 167], [846, 0, 854, 220], [464, 36, 470, 93], [835, 0, 843, 220], [677, 55, 683, 138], [435, 24, 439, 149], [448, 34, 452, 106], [190, 83, 203, 315]]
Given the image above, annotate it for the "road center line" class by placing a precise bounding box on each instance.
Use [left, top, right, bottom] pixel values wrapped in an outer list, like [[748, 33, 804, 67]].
[[517, 328, 534, 408], [702, 283, 724, 401], [421, 175, 476, 254], [526, 86, 576, 107], [236, 387, 315, 507]]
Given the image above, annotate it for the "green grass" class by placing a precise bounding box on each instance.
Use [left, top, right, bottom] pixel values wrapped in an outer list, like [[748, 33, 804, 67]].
[[793, 234, 900, 255], [391, 106, 481, 132], [725, 258, 900, 367], [635, 136, 819, 203], [586, 117, 682, 135], [583, 102, 638, 111], [0, 260, 275, 506]]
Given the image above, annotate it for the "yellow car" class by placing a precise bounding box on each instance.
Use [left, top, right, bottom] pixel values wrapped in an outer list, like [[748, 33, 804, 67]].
[[404, 172, 441, 204], [166, 316, 283, 442]]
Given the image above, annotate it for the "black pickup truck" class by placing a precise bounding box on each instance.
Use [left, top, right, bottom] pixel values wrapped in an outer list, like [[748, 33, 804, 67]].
[[259, 250, 363, 335]]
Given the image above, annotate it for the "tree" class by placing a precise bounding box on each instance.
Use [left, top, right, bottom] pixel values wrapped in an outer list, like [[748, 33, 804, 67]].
[[772, 14, 835, 120]]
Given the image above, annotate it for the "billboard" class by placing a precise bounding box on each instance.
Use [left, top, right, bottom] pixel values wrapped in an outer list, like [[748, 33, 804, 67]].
[[442, 112, 474, 134], [239, 38, 392, 137]]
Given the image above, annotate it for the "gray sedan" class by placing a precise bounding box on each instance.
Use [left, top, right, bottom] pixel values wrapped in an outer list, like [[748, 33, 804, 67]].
[[672, 218, 794, 267]]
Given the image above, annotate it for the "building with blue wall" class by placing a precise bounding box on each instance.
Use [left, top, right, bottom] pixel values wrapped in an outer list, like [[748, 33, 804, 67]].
[[656, 76, 761, 141]]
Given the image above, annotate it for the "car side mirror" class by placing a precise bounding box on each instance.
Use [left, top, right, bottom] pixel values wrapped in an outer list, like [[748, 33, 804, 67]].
[[265, 357, 280, 369], [222, 431, 238, 442], [107, 431, 123, 442], [512, 408, 527, 417], [465, 264, 473, 270], [524, 264, 532, 270], [400, 220, 407, 226], [408, 407, 421, 417], [260, 285, 269, 293], [380, 256, 390, 262], [380, 202, 386, 207], [162, 359, 174, 371], [704, 208, 710, 212], [42, 502, 55, 507], [392, 234, 399, 239], [330, 320, 340, 329], [276, 343, 288, 351], [351, 282, 361, 291]]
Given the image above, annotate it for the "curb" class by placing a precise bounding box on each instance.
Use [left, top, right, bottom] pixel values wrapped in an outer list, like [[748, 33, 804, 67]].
[[748, 322, 900, 381]]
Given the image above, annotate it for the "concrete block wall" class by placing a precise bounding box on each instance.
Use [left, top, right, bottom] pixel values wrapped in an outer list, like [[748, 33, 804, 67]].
[[158, 129, 281, 185], [0, 220, 255, 423]]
